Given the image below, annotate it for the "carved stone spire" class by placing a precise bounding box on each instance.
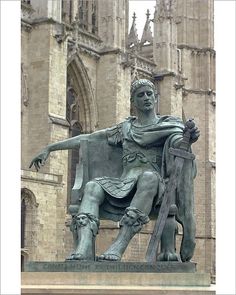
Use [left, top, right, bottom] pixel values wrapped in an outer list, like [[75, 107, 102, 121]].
[[127, 12, 139, 47], [141, 9, 153, 44]]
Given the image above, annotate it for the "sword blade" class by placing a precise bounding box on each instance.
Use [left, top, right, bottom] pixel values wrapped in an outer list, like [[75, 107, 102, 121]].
[[146, 157, 185, 262], [146, 118, 195, 263]]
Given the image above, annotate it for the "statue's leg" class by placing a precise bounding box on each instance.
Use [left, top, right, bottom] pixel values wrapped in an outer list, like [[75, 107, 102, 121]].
[[131, 171, 159, 214], [79, 181, 105, 216], [178, 212, 196, 262], [98, 172, 157, 261], [67, 181, 105, 261], [98, 206, 150, 261], [157, 204, 180, 261], [176, 161, 196, 262]]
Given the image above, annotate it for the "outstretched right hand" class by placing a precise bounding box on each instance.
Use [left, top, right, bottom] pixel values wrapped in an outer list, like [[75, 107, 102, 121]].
[[29, 148, 50, 171]]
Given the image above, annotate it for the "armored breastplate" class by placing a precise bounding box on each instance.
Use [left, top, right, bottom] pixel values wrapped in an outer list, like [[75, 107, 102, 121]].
[[122, 140, 163, 173]]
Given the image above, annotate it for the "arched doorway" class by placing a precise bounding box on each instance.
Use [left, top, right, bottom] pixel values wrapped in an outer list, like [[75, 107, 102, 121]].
[[66, 53, 98, 206]]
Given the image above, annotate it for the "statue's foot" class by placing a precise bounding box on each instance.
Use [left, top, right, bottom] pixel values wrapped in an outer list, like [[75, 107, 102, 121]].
[[65, 253, 76, 261], [98, 253, 121, 261], [180, 238, 195, 262], [73, 253, 89, 260], [157, 251, 180, 262], [65, 252, 92, 261]]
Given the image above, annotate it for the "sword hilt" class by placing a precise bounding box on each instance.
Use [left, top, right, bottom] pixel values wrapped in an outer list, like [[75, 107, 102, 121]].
[[180, 118, 195, 151]]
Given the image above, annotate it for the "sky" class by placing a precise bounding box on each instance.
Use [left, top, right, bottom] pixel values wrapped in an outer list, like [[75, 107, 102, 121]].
[[129, 0, 156, 38]]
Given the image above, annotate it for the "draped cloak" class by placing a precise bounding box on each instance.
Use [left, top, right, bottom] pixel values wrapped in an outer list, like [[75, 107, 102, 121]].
[[95, 115, 197, 227]]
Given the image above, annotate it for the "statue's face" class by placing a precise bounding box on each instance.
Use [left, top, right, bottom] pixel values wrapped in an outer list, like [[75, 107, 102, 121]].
[[133, 85, 156, 113], [76, 214, 89, 226]]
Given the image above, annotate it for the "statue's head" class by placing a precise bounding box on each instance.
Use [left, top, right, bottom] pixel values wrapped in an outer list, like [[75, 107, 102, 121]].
[[130, 79, 155, 99], [130, 79, 157, 112], [76, 214, 89, 226]]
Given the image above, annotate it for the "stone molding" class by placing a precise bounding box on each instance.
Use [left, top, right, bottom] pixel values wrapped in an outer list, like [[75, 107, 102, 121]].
[[136, 55, 156, 73], [21, 169, 63, 186], [178, 44, 216, 56], [156, 42, 177, 49], [28, 17, 60, 25], [132, 66, 153, 78], [67, 29, 102, 60], [99, 48, 122, 55], [121, 53, 156, 77], [153, 70, 177, 80], [21, 21, 32, 32], [78, 45, 100, 60], [76, 28, 103, 50], [48, 114, 70, 127], [182, 88, 216, 96]]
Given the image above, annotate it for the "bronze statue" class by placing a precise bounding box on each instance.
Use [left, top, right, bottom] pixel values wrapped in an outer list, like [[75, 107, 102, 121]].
[[30, 79, 200, 262]]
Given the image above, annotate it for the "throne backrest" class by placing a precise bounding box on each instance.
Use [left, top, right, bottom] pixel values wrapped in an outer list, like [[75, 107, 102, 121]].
[[69, 139, 123, 216]]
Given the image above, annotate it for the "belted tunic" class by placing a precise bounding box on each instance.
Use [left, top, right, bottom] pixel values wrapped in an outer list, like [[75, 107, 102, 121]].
[[94, 115, 187, 216]]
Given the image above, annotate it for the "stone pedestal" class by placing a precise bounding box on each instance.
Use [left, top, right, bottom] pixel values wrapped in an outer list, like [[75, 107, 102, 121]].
[[22, 262, 215, 294], [24, 261, 196, 273]]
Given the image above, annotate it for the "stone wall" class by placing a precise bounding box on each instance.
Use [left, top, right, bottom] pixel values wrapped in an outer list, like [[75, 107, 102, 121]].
[[21, 170, 65, 261], [96, 52, 131, 128], [21, 19, 69, 262], [21, 0, 215, 280]]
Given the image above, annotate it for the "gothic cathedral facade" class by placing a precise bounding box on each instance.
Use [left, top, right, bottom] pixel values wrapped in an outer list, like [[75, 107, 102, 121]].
[[21, 0, 215, 281]]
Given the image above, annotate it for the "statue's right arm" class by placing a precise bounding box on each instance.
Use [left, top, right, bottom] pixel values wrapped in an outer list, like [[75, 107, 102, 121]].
[[29, 129, 107, 171]]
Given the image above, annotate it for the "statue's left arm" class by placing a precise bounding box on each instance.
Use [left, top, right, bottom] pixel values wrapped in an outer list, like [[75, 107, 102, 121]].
[[29, 129, 108, 171]]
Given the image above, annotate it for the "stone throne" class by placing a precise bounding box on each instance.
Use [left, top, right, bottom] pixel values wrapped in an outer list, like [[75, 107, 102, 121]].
[[68, 138, 188, 263]]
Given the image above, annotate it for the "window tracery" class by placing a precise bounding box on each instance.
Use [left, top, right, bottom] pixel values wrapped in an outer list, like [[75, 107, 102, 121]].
[[66, 75, 83, 206], [62, 0, 73, 24], [76, 0, 98, 34]]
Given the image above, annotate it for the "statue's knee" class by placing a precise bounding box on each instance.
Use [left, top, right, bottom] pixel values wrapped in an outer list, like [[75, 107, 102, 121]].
[[84, 181, 100, 194], [84, 181, 104, 203]]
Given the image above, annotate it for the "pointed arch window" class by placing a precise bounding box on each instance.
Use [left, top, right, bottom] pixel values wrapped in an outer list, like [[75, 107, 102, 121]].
[[21, 189, 38, 249], [21, 188, 38, 270], [66, 57, 98, 206], [66, 75, 83, 206], [78, 0, 88, 30], [62, 0, 73, 24], [77, 0, 98, 34]]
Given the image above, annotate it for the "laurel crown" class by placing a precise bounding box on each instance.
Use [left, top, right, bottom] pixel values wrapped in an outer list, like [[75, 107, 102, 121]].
[[130, 79, 155, 99]]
